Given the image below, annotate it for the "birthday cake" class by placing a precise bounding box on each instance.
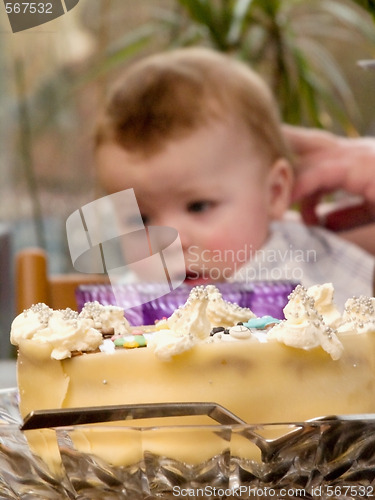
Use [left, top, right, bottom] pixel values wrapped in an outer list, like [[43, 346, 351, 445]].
[[10, 283, 375, 472]]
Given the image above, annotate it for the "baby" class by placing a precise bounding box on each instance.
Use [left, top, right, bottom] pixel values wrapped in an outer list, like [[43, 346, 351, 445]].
[[94, 47, 374, 308]]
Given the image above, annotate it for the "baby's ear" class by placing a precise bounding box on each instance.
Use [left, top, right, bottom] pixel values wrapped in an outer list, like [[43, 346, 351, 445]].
[[267, 158, 294, 219]]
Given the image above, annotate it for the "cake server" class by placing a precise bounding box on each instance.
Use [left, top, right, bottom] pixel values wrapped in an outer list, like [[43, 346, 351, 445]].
[[20, 401, 247, 431]]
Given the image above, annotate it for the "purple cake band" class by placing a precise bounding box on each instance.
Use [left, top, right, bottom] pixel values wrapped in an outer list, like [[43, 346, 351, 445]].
[[76, 281, 298, 325]]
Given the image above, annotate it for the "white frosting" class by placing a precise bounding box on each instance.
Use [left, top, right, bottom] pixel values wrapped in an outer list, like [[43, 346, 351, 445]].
[[99, 338, 117, 354], [268, 285, 344, 360], [79, 301, 131, 335], [147, 330, 196, 361], [306, 283, 342, 328], [10, 302, 131, 360], [167, 285, 254, 336], [33, 311, 103, 360], [205, 285, 255, 327], [338, 296, 375, 335], [12, 284, 375, 362], [149, 286, 255, 360], [167, 287, 212, 340], [10, 304, 52, 344], [210, 332, 237, 342]]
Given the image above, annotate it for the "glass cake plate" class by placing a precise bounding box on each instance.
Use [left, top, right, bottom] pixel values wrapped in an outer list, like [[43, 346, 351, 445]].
[[1, 388, 375, 499]]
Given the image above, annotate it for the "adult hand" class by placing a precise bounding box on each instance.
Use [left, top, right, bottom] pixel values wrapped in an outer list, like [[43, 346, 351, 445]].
[[283, 125, 375, 231]]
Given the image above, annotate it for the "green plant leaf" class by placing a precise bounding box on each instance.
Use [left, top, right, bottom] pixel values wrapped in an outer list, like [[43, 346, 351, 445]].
[[227, 0, 254, 45], [176, 0, 228, 49]]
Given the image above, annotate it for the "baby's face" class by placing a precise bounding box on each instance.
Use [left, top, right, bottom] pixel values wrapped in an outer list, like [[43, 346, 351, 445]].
[[96, 121, 291, 285]]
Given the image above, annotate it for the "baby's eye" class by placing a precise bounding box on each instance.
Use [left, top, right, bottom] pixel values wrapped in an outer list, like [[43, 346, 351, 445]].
[[187, 201, 213, 214]]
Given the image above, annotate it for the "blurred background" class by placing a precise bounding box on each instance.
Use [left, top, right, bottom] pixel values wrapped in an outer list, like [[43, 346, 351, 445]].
[[1, 0, 375, 354]]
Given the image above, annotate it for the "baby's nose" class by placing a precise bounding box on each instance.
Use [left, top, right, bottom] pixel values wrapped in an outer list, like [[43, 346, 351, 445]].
[[146, 224, 186, 281], [154, 216, 189, 244], [146, 225, 178, 253], [166, 222, 192, 251]]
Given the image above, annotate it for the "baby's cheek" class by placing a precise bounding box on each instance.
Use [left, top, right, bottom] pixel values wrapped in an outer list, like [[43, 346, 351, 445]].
[[208, 239, 234, 256], [207, 233, 263, 260]]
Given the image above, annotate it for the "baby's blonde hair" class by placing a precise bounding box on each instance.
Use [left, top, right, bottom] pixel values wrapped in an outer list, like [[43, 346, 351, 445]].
[[95, 47, 290, 165]]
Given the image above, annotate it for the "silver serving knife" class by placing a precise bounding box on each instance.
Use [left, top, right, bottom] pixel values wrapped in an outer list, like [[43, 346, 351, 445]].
[[20, 401, 247, 431]]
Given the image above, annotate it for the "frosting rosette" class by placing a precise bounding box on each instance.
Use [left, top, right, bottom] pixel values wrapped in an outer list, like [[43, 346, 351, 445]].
[[268, 284, 344, 360]]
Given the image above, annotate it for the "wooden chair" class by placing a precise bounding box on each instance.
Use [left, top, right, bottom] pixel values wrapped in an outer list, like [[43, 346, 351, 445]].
[[15, 248, 109, 313]]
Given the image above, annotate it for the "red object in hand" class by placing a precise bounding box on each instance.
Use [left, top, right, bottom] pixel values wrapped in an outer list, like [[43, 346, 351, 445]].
[[319, 202, 374, 232]]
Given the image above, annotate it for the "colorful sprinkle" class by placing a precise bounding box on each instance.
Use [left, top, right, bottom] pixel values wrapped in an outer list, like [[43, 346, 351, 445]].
[[114, 335, 147, 348], [243, 316, 281, 330], [228, 325, 251, 339], [210, 326, 229, 336], [131, 329, 144, 336]]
